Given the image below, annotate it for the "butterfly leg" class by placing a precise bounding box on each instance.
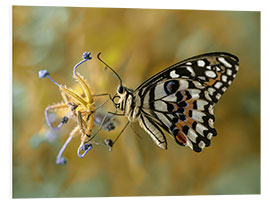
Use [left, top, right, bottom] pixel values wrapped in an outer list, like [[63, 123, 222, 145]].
[[109, 121, 130, 149], [77, 111, 116, 155], [93, 93, 120, 110], [86, 111, 110, 142]]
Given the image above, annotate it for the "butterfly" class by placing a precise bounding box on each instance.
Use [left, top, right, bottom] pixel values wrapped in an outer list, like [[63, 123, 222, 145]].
[[98, 52, 239, 152]]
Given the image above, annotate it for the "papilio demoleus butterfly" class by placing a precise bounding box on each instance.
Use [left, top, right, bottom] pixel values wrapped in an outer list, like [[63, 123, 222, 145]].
[[99, 52, 239, 152]]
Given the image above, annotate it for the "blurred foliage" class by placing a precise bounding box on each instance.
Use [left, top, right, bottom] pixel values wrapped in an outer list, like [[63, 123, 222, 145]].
[[12, 6, 260, 198]]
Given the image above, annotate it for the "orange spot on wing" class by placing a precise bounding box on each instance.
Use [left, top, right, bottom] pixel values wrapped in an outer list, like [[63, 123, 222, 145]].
[[185, 100, 194, 109], [205, 71, 222, 86], [175, 130, 187, 144], [175, 120, 182, 129], [170, 103, 179, 112], [180, 90, 191, 101], [185, 117, 195, 127]]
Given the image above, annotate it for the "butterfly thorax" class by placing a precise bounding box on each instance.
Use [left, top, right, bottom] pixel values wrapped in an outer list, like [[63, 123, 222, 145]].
[[116, 87, 141, 122]]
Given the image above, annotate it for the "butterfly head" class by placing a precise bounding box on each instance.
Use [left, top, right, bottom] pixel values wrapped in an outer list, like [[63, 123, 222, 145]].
[[117, 85, 124, 95], [112, 84, 127, 111]]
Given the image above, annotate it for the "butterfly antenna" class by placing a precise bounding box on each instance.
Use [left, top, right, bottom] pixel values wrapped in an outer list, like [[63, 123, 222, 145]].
[[97, 52, 123, 86]]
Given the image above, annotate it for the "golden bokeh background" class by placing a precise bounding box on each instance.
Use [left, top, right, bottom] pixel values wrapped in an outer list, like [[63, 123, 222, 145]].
[[12, 6, 260, 198]]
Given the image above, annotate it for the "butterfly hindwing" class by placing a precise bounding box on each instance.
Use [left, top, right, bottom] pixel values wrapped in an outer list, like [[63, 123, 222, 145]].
[[141, 79, 216, 151], [138, 114, 167, 150]]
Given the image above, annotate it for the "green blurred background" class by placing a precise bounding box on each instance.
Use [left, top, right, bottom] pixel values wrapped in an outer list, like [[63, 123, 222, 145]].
[[12, 6, 260, 198]]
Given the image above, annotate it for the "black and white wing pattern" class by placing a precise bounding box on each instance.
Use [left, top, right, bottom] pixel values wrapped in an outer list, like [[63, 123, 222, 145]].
[[136, 52, 239, 152]]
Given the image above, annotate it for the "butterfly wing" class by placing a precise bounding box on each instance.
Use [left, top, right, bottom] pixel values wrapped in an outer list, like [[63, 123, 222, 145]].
[[138, 114, 167, 150], [136, 52, 239, 92], [136, 52, 239, 152]]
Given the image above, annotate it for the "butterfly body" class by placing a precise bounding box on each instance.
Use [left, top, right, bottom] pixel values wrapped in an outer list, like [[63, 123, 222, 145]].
[[111, 52, 239, 152]]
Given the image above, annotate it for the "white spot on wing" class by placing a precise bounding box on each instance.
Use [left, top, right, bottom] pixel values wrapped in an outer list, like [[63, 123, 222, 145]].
[[198, 141, 206, 149], [196, 100, 208, 110], [154, 100, 167, 112], [192, 110, 205, 123], [193, 81, 204, 89], [216, 93, 221, 100], [227, 69, 232, 76], [198, 76, 206, 81], [222, 87, 227, 92], [154, 83, 166, 100], [186, 66, 195, 77], [214, 81, 223, 89], [188, 89, 201, 99], [222, 75, 228, 82], [204, 91, 212, 101], [170, 70, 179, 78], [207, 133, 213, 140], [166, 114, 174, 120], [155, 112, 171, 127], [196, 123, 208, 136], [205, 70, 216, 78], [218, 57, 232, 68], [187, 128, 197, 143], [179, 80, 189, 90], [186, 139, 193, 149], [197, 60, 205, 67], [162, 94, 177, 102], [208, 118, 214, 128], [208, 87, 216, 96], [143, 91, 150, 108], [209, 105, 214, 115]]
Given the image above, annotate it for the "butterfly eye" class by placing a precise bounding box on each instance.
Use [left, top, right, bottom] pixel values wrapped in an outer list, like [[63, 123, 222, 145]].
[[117, 85, 124, 94], [113, 95, 121, 104], [164, 80, 179, 94]]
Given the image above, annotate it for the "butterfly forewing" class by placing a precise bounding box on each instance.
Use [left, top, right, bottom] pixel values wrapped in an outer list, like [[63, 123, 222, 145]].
[[136, 52, 239, 152]]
